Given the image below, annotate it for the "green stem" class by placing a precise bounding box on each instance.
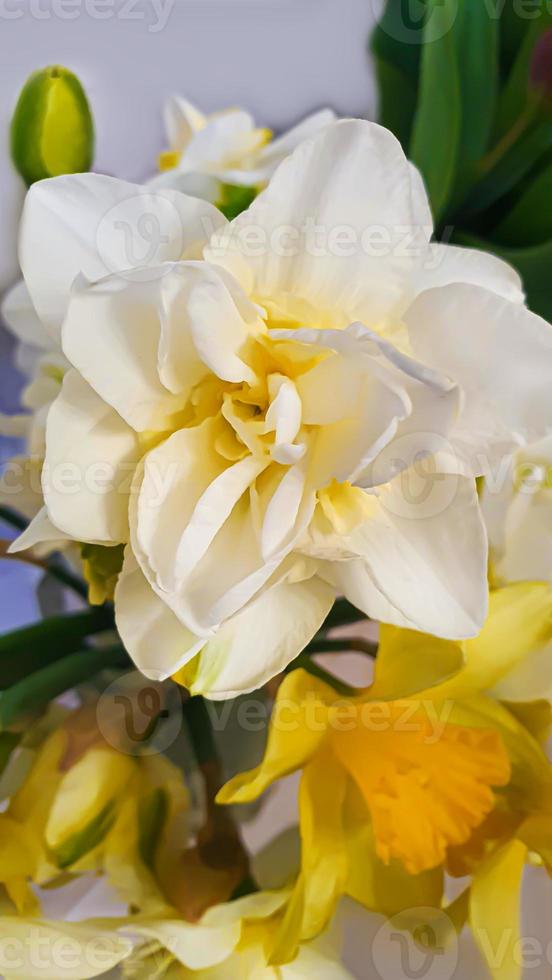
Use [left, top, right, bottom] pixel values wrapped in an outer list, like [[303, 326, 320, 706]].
[[320, 598, 367, 632], [182, 695, 219, 768], [0, 607, 115, 689], [0, 645, 129, 729], [0, 505, 27, 532], [287, 654, 355, 697], [0, 505, 90, 600], [305, 637, 377, 658]]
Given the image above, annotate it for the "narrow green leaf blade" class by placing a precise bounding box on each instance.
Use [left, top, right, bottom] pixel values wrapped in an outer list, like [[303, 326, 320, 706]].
[[493, 154, 552, 244], [375, 57, 419, 148], [0, 646, 128, 730], [0, 608, 114, 689], [410, 0, 462, 219]]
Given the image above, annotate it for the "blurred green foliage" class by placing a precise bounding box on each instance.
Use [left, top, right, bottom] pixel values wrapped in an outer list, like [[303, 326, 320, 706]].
[[11, 65, 94, 186], [371, 0, 552, 320]]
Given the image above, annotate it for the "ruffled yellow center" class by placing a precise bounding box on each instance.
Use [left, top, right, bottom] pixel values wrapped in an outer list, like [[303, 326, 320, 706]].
[[330, 701, 510, 874]]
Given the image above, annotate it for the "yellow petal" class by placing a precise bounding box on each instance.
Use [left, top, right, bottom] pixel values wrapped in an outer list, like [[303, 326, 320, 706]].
[[217, 669, 334, 805], [375, 583, 552, 706], [46, 748, 135, 856], [126, 918, 241, 971], [470, 839, 527, 980], [270, 750, 348, 965], [518, 811, 552, 869], [371, 626, 465, 701], [0, 918, 132, 979]]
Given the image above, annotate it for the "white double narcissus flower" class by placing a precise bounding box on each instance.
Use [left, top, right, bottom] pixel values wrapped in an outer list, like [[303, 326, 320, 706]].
[[482, 434, 552, 703], [151, 95, 336, 201], [10, 120, 552, 697], [0, 281, 69, 523]]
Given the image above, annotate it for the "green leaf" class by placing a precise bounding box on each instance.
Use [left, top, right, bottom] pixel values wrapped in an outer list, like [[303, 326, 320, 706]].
[[454, 230, 552, 321], [409, 0, 462, 220], [0, 646, 129, 729], [138, 787, 168, 870], [0, 608, 114, 689], [218, 184, 257, 221], [53, 800, 116, 869], [493, 153, 552, 244], [454, 0, 499, 170], [0, 732, 21, 776], [499, 0, 533, 77], [375, 57, 418, 148], [11, 65, 94, 186], [460, 118, 552, 218], [371, 0, 425, 82], [494, 4, 552, 140]]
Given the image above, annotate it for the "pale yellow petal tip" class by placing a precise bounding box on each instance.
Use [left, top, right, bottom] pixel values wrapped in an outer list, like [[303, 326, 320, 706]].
[[172, 654, 201, 691], [158, 150, 181, 172]]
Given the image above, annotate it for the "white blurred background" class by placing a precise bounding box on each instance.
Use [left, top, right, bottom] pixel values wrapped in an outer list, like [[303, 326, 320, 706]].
[[0, 0, 380, 291]]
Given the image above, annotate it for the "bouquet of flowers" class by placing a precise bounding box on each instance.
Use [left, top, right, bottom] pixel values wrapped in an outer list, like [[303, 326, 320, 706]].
[[0, 2, 551, 977]]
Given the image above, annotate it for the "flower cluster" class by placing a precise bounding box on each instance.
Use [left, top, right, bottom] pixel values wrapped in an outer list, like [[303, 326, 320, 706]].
[[1, 85, 552, 980]]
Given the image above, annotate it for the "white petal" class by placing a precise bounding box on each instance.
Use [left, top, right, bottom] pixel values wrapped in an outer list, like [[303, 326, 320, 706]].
[[329, 473, 488, 639], [132, 420, 310, 634], [62, 270, 186, 432], [132, 419, 227, 595], [190, 574, 334, 699], [184, 262, 259, 384], [264, 374, 303, 462], [19, 173, 226, 337], [1, 280, 50, 349], [114, 548, 204, 681], [208, 119, 432, 326], [282, 323, 459, 488], [405, 283, 552, 474], [164, 94, 206, 151], [158, 262, 260, 394], [253, 108, 337, 176], [178, 108, 256, 173], [42, 370, 139, 543], [8, 505, 72, 553], [498, 487, 552, 585], [147, 168, 222, 204], [174, 454, 268, 583], [261, 461, 310, 559], [410, 243, 524, 305], [220, 107, 338, 186]]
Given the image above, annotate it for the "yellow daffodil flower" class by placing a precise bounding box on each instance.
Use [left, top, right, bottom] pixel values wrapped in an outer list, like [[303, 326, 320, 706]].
[[218, 582, 552, 965], [0, 701, 189, 917]]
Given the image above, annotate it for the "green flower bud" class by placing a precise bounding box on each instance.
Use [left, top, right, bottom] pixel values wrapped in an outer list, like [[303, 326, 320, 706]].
[[11, 65, 94, 186]]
